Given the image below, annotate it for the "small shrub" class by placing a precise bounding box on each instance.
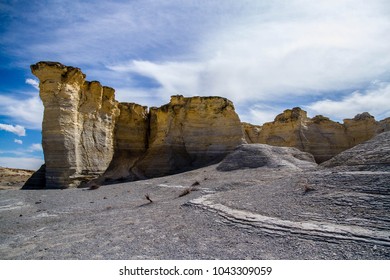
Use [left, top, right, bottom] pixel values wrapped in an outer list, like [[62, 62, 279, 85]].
[[88, 184, 100, 190], [178, 188, 192, 198], [303, 184, 315, 194], [145, 193, 153, 203]]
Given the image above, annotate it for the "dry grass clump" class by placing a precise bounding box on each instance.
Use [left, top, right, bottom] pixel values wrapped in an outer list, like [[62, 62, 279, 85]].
[[303, 184, 315, 194], [299, 178, 316, 195], [145, 193, 153, 203], [178, 188, 192, 197], [88, 184, 101, 190], [178, 181, 201, 198]]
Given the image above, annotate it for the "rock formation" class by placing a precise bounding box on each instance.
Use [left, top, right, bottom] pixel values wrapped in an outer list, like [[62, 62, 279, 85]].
[[134, 95, 245, 178], [243, 107, 389, 163], [103, 95, 245, 183], [217, 144, 317, 172], [321, 131, 390, 170], [24, 62, 245, 189], [29, 62, 120, 188], [102, 102, 149, 182], [23, 61, 389, 189]]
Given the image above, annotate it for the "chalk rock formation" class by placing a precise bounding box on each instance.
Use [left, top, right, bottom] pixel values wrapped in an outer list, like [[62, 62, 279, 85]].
[[103, 95, 245, 182], [24, 61, 389, 189], [244, 108, 389, 163], [25, 62, 246, 188], [217, 144, 317, 171], [102, 103, 149, 182], [30, 62, 119, 188], [321, 131, 390, 170], [135, 95, 245, 178]]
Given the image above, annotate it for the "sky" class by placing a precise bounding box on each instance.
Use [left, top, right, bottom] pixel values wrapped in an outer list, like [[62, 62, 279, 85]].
[[1, 0, 390, 170]]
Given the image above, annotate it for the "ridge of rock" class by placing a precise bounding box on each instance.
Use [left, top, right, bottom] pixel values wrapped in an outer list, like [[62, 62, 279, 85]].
[[217, 144, 317, 171], [24, 62, 245, 188], [23, 62, 389, 189], [243, 107, 389, 163], [320, 131, 390, 170]]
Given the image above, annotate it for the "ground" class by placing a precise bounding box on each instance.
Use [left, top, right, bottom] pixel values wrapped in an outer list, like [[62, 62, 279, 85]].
[[0, 167, 34, 190], [0, 163, 389, 259]]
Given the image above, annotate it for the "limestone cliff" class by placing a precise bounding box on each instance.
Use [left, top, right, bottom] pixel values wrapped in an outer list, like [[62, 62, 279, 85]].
[[104, 95, 245, 182], [244, 108, 389, 163], [23, 61, 389, 189], [28, 62, 119, 188], [102, 102, 149, 182], [321, 131, 390, 170], [24, 62, 246, 188], [135, 95, 245, 178]]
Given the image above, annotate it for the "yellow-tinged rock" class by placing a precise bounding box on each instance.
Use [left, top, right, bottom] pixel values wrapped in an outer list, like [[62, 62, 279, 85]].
[[245, 108, 389, 163], [137, 95, 246, 177], [31, 61, 119, 188]]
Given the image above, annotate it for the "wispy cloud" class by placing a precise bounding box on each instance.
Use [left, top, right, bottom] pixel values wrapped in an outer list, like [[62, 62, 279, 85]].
[[14, 139, 23, 145], [29, 143, 43, 152], [102, 0, 390, 124], [1, 0, 390, 124], [0, 123, 26, 136], [306, 82, 390, 121], [0, 157, 43, 170], [0, 94, 43, 130], [25, 78, 39, 90]]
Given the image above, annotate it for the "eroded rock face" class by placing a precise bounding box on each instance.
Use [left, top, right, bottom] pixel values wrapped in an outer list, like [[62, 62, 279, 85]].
[[321, 131, 390, 170], [26, 62, 246, 188], [244, 108, 389, 163], [25, 61, 388, 189], [29, 62, 119, 188], [217, 144, 317, 171], [136, 95, 245, 178], [103, 95, 245, 181], [102, 102, 149, 182]]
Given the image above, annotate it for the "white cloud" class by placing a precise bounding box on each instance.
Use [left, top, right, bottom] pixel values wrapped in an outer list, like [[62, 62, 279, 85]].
[[240, 104, 284, 126], [306, 82, 390, 121], [0, 157, 44, 170], [1, 0, 390, 126], [0, 94, 43, 130], [29, 143, 43, 152], [107, 0, 390, 109], [0, 123, 26, 136], [14, 139, 23, 145], [25, 78, 39, 90]]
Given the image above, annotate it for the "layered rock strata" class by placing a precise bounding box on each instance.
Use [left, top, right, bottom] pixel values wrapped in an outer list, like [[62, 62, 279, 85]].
[[29, 62, 119, 188], [25, 62, 245, 188], [103, 95, 245, 182], [321, 131, 390, 170], [244, 108, 389, 163], [217, 144, 317, 172], [135, 95, 245, 178], [24, 61, 389, 189]]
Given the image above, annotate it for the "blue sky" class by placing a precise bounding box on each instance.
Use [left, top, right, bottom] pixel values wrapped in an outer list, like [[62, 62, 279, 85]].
[[1, 0, 390, 170]]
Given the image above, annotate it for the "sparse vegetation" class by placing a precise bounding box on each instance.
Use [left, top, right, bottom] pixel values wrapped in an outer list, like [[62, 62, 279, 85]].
[[178, 182, 201, 198], [178, 188, 192, 197], [88, 184, 100, 190], [145, 193, 153, 203], [191, 181, 200, 186], [302, 184, 315, 194]]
